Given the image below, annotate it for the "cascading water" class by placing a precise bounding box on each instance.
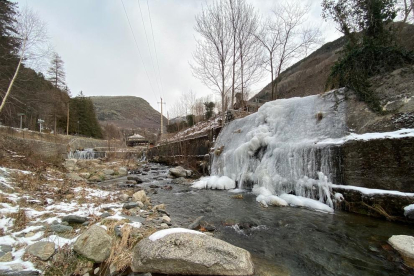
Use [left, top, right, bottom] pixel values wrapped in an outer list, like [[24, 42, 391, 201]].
[[208, 89, 347, 210], [67, 148, 105, 159]]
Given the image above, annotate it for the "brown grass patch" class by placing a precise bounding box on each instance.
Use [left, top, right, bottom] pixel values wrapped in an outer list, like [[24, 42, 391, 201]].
[[10, 208, 28, 231]]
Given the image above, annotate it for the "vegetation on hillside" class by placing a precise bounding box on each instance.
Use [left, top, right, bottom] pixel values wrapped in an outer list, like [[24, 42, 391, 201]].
[[0, 1, 102, 137], [323, 0, 414, 112]]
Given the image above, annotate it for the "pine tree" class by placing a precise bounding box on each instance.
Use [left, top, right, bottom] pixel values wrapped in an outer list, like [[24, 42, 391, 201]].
[[47, 52, 66, 90]]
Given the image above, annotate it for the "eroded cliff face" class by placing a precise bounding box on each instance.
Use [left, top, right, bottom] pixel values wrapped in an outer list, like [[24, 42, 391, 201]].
[[346, 65, 414, 134]]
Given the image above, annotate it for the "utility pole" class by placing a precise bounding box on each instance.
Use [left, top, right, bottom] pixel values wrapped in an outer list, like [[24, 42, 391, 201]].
[[66, 102, 70, 135], [157, 97, 166, 135], [17, 113, 25, 129]]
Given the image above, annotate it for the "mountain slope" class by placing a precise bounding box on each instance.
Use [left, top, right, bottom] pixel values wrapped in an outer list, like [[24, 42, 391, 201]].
[[91, 96, 167, 132]]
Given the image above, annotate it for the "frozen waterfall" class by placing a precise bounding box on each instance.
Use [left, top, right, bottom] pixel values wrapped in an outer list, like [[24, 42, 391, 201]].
[[210, 90, 347, 210]]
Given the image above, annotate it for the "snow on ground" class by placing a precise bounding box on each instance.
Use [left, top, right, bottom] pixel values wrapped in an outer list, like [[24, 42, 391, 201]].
[[317, 128, 414, 145], [149, 228, 205, 241], [162, 117, 221, 143], [0, 166, 139, 273]]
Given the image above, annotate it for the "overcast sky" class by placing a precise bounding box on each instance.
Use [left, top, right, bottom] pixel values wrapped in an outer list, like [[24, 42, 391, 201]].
[[13, 0, 341, 116]]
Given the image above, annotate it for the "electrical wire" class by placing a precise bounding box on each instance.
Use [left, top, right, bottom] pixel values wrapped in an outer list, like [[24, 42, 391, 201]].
[[120, 0, 158, 103], [137, 0, 162, 97]]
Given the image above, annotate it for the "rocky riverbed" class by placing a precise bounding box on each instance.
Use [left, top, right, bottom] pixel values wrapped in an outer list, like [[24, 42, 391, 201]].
[[1, 158, 414, 276]]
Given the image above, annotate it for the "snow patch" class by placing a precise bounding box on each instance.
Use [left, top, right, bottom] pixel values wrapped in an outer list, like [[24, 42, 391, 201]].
[[149, 228, 205, 241]]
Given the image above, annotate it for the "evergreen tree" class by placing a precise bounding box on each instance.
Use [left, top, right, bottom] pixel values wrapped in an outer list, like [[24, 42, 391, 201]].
[[69, 92, 103, 138], [47, 52, 66, 90]]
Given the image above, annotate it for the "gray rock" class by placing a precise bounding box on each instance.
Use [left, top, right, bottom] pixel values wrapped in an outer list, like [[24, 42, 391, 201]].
[[63, 159, 78, 172], [127, 176, 143, 184], [61, 221, 69, 226], [79, 173, 91, 179], [188, 216, 204, 230], [132, 191, 147, 204], [62, 215, 88, 224], [26, 241, 55, 261], [74, 225, 112, 263], [101, 212, 111, 218], [66, 173, 83, 181], [103, 169, 115, 175], [0, 270, 39, 276], [169, 166, 192, 178], [118, 167, 128, 176], [123, 202, 139, 209], [119, 193, 130, 201], [0, 245, 12, 258], [405, 209, 414, 220], [114, 226, 122, 237], [50, 224, 73, 233], [0, 252, 13, 262], [131, 231, 254, 275]]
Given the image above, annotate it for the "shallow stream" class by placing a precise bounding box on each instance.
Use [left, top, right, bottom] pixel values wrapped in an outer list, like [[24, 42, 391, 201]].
[[101, 163, 414, 276]]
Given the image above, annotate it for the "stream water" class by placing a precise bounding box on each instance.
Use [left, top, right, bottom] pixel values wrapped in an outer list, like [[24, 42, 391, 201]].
[[101, 164, 414, 276]]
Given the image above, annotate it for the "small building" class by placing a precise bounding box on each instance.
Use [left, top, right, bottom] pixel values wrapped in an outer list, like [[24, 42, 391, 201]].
[[126, 133, 149, 147]]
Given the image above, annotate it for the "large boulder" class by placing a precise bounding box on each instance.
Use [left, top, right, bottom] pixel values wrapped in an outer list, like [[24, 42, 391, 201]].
[[389, 235, 414, 268], [169, 166, 192, 178], [73, 225, 112, 263], [131, 229, 254, 275], [26, 241, 55, 261]]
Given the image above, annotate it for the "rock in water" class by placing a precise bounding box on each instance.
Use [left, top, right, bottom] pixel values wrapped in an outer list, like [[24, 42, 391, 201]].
[[388, 235, 414, 268], [169, 166, 192, 178], [131, 231, 254, 275], [74, 225, 112, 263], [26, 241, 55, 261]]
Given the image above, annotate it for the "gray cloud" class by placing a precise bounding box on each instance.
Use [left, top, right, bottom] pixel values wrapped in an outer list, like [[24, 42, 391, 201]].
[[13, 0, 341, 116]]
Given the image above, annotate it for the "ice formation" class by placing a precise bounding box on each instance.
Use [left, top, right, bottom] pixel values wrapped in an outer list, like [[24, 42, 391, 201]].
[[192, 176, 236, 190], [210, 90, 348, 210]]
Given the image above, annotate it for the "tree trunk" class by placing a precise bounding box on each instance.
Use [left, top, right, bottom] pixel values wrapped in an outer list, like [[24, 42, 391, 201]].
[[0, 43, 26, 114]]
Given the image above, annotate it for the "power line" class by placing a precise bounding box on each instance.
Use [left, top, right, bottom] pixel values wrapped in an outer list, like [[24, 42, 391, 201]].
[[120, 0, 157, 103], [146, 0, 165, 99], [137, 0, 162, 97]]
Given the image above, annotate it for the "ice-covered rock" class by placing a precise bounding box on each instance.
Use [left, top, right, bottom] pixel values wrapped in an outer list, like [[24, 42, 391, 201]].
[[388, 235, 414, 268], [192, 176, 236, 190], [74, 225, 112, 263], [131, 230, 254, 275]]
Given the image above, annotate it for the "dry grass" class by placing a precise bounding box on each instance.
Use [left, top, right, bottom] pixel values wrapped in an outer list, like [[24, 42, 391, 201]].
[[103, 224, 139, 274], [10, 208, 28, 231]]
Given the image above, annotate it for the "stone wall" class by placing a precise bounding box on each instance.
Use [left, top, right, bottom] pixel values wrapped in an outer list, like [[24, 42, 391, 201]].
[[148, 135, 211, 172], [0, 126, 121, 160], [341, 137, 414, 192]]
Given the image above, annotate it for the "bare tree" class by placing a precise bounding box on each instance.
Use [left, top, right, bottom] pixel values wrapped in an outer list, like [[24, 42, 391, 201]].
[[191, 0, 233, 120], [0, 6, 49, 114], [235, 1, 262, 104], [47, 52, 66, 90], [396, 0, 414, 23], [257, 2, 321, 100]]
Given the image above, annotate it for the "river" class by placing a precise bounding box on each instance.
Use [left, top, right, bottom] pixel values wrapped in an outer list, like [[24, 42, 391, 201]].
[[101, 163, 414, 276]]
